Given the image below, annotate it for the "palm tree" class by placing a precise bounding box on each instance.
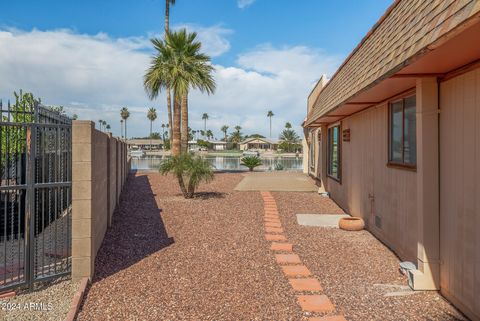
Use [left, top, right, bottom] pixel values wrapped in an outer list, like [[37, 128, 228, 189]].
[[267, 110, 274, 138], [221, 125, 229, 141], [285, 122, 292, 129], [161, 123, 166, 141], [234, 125, 241, 133], [206, 129, 213, 140], [102, 120, 107, 132], [106, 124, 111, 132], [164, 0, 176, 147], [147, 107, 157, 149], [202, 113, 209, 132], [120, 119, 124, 138], [98, 119, 103, 131], [120, 107, 130, 139], [144, 30, 215, 155]]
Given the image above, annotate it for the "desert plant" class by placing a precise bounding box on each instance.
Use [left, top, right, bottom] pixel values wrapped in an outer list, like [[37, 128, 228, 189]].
[[159, 153, 214, 198], [241, 156, 263, 172], [274, 162, 284, 171]]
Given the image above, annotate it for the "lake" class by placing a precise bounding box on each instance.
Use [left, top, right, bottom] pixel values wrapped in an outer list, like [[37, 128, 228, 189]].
[[130, 155, 303, 171]]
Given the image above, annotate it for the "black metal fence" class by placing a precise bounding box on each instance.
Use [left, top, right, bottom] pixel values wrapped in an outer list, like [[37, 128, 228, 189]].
[[0, 100, 72, 291]]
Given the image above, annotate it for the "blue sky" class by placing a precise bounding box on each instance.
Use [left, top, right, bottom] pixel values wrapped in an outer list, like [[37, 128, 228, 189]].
[[0, 0, 393, 138]]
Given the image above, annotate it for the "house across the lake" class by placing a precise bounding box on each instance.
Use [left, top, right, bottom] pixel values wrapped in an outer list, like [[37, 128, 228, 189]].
[[240, 137, 279, 151], [303, 1, 480, 320], [127, 139, 164, 150]]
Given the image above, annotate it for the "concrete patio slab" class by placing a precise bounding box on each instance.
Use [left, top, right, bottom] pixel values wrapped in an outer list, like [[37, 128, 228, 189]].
[[234, 172, 318, 192], [296, 214, 351, 228]]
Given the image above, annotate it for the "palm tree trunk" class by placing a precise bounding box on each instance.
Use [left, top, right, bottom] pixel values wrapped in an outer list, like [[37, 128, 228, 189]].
[[165, 0, 170, 33], [165, 0, 173, 146], [269, 117, 272, 138], [167, 90, 173, 145], [125, 120, 127, 139], [150, 120, 153, 150], [181, 93, 189, 153], [204, 119, 206, 132], [172, 90, 181, 155], [176, 174, 188, 197]]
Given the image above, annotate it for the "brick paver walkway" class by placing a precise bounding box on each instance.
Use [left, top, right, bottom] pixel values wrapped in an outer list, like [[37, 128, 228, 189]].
[[260, 191, 347, 321]]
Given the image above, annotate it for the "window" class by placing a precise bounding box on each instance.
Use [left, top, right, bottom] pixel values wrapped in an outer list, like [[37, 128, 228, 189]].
[[327, 125, 341, 180], [309, 130, 317, 171], [389, 95, 416, 167]]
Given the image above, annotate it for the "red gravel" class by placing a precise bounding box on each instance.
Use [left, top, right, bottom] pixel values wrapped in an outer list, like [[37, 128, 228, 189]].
[[77, 172, 301, 320], [273, 191, 467, 321]]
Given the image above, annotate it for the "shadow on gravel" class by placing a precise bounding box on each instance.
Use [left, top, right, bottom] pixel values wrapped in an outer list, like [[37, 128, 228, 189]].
[[193, 191, 226, 200], [91, 173, 174, 282]]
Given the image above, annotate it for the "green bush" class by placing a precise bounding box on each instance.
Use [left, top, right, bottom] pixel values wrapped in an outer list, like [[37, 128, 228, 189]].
[[241, 156, 262, 172], [159, 153, 214, 198], [274, 162, 284, 171]]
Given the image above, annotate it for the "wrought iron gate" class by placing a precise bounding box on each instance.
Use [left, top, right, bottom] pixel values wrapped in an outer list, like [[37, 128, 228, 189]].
[[0, 100, 72, 292]]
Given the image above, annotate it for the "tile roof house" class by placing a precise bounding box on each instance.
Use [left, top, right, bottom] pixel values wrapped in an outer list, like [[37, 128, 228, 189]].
[[304, 1, 480, 320]]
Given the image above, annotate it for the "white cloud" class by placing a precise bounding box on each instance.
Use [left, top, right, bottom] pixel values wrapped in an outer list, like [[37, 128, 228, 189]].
[[237, 0, 256, 9], [172, 24, 233, 57], [0, 28, 342, 139]]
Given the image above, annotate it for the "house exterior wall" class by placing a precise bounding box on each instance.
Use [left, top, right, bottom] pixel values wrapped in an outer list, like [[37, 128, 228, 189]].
[[325, 103, 418, 262], [439, 68, 480, 321]]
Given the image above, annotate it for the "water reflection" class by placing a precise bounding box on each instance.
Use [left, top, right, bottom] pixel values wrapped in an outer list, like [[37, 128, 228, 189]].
[[131, 155, 303, 171]]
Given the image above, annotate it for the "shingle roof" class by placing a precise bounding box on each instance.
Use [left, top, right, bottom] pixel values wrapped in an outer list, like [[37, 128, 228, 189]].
[[306, 0, 480, 126]]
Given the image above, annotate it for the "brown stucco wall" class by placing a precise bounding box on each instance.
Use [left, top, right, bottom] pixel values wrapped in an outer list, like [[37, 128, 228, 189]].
[[71, 121, 129, 281], [320, 103, 418, 263], [439, 68, 480, 321]]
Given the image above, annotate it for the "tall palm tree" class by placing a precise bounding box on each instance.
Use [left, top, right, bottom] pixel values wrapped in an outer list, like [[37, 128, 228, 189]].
[[120, 107, 130, 139], [102, 120, 107, 132], [106, 124, 111, 132], [147, 108, 157, 138], [147, 107, 158, 149], [144, 30, 216, 155], [161, 123, 166, 141], [221, 125, 229, 141], [267, 110, 274, 138], [285, 122, 292, 129], [98, 119, 103, 131], [202, 113, 209, 132], [120, 119, 124, 138], [164, 0, 176, 146]]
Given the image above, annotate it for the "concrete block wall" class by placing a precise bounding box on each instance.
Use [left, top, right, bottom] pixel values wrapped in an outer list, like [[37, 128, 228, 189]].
[[71, 121, 129, 281]]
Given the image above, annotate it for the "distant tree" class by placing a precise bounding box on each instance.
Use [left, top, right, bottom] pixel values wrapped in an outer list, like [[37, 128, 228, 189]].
[[267, 110, 274, 137], [147, 107, 158, 143], [202, 113, 209, 132], [285, 122, 292, 129], [279, 124, 301, 152], [150, 132, 161, 139], [106, 124, 111, 132], [120, 107, 130, 138], [244, 133, 265, 139], [206, 129, 213, 140], [72, 114, 78, 120], [221, 125, 229, 142], [234, 125, 241, 133]]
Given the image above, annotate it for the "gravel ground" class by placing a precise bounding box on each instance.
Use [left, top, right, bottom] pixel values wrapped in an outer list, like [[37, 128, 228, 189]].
[[77, 172, 302, 320], [273, 191, 467, 321], [0, 277, 78, 321]]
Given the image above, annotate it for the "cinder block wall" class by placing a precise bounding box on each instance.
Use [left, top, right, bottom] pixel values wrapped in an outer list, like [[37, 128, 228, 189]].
[[71, 121, 129, 281]]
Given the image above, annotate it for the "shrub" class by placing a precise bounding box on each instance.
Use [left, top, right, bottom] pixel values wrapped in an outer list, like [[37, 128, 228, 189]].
[[274, 162, 284, 171], [241, 156, 262, 171], [159, 153, 214, 198]]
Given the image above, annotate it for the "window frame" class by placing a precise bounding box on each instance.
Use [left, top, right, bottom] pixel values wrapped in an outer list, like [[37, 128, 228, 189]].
[[387, 95, 417, 170], [327, 123, 341, 182]]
